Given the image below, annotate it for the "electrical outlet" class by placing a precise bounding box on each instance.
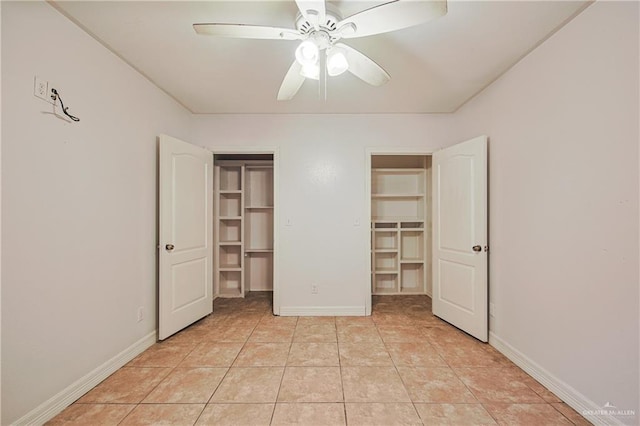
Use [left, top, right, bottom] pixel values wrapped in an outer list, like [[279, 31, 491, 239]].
[[50, 84, 63, 105], [311, 284, 318, 294], [489, 303, 496, 317], [137, 306, 144, 322], [33, 76, 57, 105], [49, 86, 57, 104], [34, 76, 48, 100]]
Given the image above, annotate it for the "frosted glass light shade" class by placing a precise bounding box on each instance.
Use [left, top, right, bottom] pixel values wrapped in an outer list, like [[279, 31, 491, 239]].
[[300, 63, 320, 80], [295, 40, 319, 67], [327, 49, 348, 76]]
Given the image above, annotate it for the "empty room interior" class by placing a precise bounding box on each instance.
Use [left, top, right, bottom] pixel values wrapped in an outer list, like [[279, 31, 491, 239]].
[[1, 0, 639, 425]]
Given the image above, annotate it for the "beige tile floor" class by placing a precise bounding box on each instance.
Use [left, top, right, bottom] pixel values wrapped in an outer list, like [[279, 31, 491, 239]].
[[48, 293, 591, 425]]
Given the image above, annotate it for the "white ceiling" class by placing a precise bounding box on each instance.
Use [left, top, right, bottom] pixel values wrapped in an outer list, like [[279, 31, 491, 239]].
[[52, 1, 590, 114]]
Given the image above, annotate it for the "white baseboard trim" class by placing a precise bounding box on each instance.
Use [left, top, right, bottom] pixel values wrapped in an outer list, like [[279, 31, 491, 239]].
[[279, 306, 366, 316], [489, 332, 629, 426], [14, 331, 157, 426]]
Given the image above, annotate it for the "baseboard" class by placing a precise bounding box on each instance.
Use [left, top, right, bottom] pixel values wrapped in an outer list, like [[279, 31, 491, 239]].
[[279, 306, 366, 316], [13, 331, 157, 426], [489, 332, 630, 426]]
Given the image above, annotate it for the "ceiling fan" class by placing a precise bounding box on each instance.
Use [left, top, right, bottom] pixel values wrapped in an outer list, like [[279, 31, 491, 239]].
[[194, 0, 447, 100]]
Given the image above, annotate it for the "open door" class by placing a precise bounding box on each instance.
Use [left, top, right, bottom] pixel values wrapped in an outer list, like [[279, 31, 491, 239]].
[[432, 136, 488, 342], [159, 134, 213, 340]]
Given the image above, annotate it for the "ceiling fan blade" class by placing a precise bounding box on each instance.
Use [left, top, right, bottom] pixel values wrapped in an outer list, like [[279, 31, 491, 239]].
[[337, 43, 390, 87], [278, 61, 306, 100], [337, 0, 447, 39], [193, 23, 302, 40], [295, 0, 326, 30]]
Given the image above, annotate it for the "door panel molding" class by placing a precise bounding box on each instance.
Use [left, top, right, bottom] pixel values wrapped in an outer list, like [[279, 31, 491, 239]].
[[159, 134, 213, 340], [432, 136, 488, 342]]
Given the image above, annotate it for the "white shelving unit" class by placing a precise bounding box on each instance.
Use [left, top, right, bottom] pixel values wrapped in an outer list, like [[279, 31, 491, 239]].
[[214, 160, 273, 298], [371, 157, 431, 295], [216, 165, 244, 297], [244, 165, 274, 293]]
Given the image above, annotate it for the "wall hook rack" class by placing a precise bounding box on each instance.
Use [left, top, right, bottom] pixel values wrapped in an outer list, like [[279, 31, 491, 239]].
[[50, 88, 80, 122]]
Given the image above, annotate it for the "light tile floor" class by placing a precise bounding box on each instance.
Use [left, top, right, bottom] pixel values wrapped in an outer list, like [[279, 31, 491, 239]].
[[48, 293, 591, 425]]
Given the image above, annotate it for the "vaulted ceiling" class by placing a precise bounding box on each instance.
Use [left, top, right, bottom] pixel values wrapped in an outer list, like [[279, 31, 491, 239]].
[[52, 1, 590, 114]]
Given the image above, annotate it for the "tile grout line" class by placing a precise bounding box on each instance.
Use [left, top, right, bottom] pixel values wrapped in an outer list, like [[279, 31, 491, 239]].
[[212, 297, 274, 420], [167, 338, 209, 425], [442, 343, 562, 424], [548, 402, 583, 426], [336, 323, 348, 426], [420, 321, 506, 424], [268, 316, 298, 425], [113, 337, 201, 425], [378, 317, 425, 424], [193, 301, 265, 425], [172, 341, 208, 426]]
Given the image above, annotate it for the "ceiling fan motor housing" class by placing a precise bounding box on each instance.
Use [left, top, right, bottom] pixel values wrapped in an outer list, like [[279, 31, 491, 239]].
[[295, 6, 342, 45]]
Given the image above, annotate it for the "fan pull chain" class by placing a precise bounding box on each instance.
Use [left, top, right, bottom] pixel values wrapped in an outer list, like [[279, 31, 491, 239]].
[[319, 49, 328, 101]]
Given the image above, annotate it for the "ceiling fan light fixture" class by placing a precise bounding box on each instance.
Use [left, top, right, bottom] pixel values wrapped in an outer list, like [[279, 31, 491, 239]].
[[295, 40, 319, 67], [300, 63, 320, 80], [327, 48, 348, 76], [194, 0, 449, 100]]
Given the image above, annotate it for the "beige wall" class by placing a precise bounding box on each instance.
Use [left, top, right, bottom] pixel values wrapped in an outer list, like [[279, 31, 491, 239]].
[[450, 2, 639, 422], [191, 114, 454, 312], [1, 2, 191, 423]]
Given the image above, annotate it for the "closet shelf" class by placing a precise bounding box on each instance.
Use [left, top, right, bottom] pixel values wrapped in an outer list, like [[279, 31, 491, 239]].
[[245, 206, 274, 210], [374, 268, 399, 274], [245, 248, 273, 253], [220, 216, 242, 220], [373, 219, 424, 224], [372, 216, 424, 222], [219, 241, 242, 246], [372, 168, 426, 173], [372, 287, 398, 294], [219, 266, 242, 271], [371, 193, 424, 199], [399, 290, 424, 295], [220, 190, 242, 194]]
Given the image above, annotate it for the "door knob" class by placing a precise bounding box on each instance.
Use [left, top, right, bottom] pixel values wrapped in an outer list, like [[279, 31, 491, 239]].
[[472, 245, 482, 252], [165, 244, 175, 251]]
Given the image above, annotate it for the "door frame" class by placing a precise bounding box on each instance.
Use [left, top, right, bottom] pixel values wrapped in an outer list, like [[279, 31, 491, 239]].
[[365, 147, 434, 316], [211, 146, 281, 315]]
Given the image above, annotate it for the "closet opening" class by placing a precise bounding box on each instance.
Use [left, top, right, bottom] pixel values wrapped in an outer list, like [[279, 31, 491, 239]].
[[370, 153, 433, 314], [213, 153, 275, 312]]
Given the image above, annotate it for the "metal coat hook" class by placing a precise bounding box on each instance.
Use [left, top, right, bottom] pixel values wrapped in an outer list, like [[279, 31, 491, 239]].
[[50, 88, 80, 122]]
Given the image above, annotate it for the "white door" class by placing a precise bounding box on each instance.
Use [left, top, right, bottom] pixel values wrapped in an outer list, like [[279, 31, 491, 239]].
[[432, 136, 488, 342], [159, 134, 213, 340]]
